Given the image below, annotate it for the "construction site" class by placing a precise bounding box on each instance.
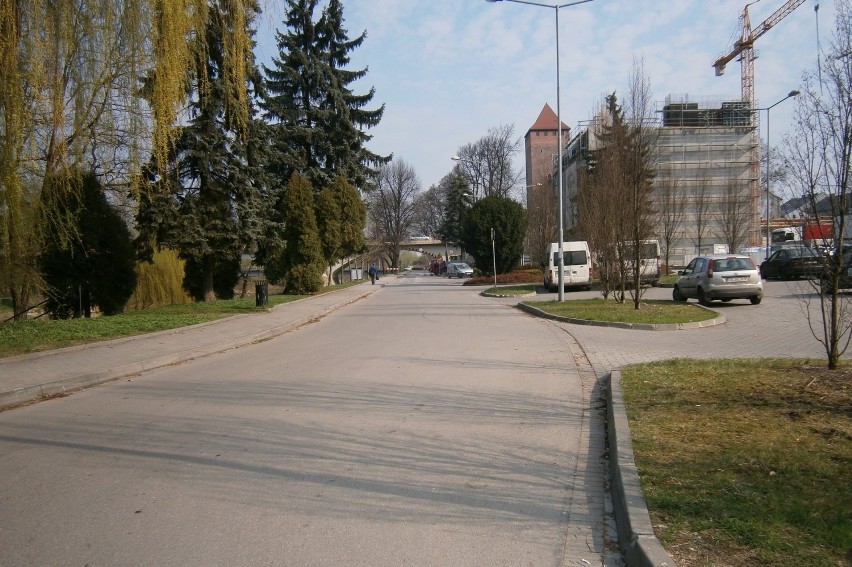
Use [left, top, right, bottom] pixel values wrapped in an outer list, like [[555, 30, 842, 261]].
[[550, 0, 808, 270]]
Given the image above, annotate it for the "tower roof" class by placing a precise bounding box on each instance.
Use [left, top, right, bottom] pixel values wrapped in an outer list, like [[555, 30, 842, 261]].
[[528, 103, 569, 132]]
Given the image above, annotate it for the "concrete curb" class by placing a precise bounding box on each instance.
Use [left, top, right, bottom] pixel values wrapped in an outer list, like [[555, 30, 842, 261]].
[[515, 302, 725, 331], [0, 286, 376, 411], [606, 370, 677, 567]]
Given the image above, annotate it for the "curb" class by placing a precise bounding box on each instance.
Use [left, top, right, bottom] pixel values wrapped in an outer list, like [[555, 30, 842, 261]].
[[0, 285, 377, 411], [514, 302, 725, 331], [606, 370, 677, 567]]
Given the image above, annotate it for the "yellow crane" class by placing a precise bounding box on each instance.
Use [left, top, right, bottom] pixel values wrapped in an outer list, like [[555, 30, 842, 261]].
[[712, 0, 806, 105]]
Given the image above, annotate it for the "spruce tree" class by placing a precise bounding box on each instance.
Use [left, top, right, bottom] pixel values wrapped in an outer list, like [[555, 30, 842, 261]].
[[262, 0, 388, 192]]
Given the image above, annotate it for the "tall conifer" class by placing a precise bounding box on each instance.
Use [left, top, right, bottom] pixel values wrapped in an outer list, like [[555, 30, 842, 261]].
[[262, 0, 388, 191]]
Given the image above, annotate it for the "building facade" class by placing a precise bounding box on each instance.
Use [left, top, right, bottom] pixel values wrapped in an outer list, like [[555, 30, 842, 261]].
[[558, 96, 760, 269]]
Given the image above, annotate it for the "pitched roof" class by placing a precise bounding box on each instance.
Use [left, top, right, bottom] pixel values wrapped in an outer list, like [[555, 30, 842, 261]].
[[528, 103, 569, 132]]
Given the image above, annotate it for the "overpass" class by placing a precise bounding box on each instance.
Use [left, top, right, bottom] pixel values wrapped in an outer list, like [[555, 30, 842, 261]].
[[399, 238, 463, 261]]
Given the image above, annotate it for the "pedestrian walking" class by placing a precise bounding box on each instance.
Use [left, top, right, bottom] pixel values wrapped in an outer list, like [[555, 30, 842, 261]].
[[369, 263, 378, 285]]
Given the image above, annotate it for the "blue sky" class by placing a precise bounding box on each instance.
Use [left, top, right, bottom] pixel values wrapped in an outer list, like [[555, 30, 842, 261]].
[[254, 0, 834, 192]]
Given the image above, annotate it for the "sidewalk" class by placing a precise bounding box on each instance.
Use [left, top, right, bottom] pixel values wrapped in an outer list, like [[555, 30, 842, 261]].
[[0, 282, 381, 411]]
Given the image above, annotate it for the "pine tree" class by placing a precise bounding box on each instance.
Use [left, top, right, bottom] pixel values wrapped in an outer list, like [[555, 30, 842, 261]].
[[262, 0, 388, 192]]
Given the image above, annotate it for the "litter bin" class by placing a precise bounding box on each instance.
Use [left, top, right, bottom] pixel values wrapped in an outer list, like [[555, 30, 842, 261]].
[[255, 280, 268, 307]]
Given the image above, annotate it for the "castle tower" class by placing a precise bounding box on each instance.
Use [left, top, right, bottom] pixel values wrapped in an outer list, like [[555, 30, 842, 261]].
[[524, 103, 570, 204]]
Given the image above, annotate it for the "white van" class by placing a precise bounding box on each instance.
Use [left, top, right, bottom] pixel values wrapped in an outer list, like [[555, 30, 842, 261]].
[[544, 241, 592, 291], [624, 239, 661, 286]]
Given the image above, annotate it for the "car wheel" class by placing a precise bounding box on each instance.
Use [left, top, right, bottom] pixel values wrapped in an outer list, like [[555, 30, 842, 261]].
[[672, 286, 686, 302], [750, 295, 762, 305], [697, 288, 711, 306]]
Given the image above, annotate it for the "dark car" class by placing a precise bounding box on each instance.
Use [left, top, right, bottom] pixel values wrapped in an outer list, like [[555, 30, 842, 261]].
[[759, 246, 822, 280], [819, 250, 852, 294]]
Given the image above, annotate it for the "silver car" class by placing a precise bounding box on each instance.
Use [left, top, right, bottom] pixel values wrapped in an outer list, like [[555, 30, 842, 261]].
[[673, 254, 763, 305], [446, 262, 474, 278]]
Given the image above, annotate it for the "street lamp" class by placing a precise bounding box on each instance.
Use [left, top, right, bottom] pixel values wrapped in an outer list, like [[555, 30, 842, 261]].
[[485, 0, 597, 301], [757, 89, 800, 260]]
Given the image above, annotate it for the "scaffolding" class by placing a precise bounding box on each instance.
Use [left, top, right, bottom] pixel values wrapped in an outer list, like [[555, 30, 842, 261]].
[[558, 95, 762, 268]]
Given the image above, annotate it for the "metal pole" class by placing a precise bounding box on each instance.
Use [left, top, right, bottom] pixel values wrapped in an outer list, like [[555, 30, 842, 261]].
[[491, 227, 497, 289], [555, 5, 565, 301], [765, 106, 771, 260]]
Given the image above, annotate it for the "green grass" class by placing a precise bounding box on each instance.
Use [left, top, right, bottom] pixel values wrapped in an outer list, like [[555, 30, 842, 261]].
[[486, 283, 539, 295], [621, 359, 851, 566], [0, 281, 364, 358], [523, 297, 717, 325], [658, 273, 679, 285]]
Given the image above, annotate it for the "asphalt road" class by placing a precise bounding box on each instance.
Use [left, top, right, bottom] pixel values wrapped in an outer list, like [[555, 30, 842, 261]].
[[0, 274, 619, 566]]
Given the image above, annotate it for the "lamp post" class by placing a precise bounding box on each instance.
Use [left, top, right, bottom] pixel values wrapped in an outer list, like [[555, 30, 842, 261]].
[[491, 227, 498, 289], [757, 89, 800, 260], [485, 0, 596, 301]]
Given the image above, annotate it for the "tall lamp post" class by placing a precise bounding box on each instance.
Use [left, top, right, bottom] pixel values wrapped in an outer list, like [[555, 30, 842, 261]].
[[485, 0, 596, 301], [757, 89, 800, 260]]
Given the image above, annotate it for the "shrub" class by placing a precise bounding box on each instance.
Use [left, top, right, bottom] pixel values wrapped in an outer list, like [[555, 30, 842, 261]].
[[128, 248, 193, 310]]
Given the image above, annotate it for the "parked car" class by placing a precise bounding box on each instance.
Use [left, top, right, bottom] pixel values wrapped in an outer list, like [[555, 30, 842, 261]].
[[759, 246, 822, 280], [672, 254, 763, 305], [819, 250, 852, 294], [446, 262, 474, 278]]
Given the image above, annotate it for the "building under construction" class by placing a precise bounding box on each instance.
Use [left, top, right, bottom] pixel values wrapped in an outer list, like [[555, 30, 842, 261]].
[[558, 94, 763, 269]]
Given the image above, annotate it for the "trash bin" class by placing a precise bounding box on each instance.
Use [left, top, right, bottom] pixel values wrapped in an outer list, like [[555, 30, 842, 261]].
[[255, 280, 268, 307]]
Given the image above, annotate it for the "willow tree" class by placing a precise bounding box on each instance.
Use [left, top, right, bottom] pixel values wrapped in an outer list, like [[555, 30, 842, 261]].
[[0, 0, 259, 317], [137, 0, 264, 302]]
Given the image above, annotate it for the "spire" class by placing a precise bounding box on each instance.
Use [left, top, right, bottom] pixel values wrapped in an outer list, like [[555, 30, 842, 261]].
[[528, 103, 569, 132]]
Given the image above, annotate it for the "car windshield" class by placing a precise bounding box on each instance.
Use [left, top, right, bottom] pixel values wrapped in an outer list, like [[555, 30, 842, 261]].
[[455, 263, 471, 270], [711, 258, 754, 272]]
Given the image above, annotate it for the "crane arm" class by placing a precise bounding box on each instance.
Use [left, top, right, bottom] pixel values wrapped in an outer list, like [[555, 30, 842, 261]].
[[752, 0, 806, 42], [712, 0, 806, 76]]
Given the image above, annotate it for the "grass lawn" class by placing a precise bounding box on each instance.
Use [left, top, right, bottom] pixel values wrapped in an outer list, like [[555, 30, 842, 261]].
[[0, 281, 363, 358], [486, 283, 539, 295], [523, 297, 717, 325], [621, 359, 851, 566]]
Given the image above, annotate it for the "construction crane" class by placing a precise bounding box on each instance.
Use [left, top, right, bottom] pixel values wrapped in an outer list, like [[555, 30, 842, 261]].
[[712, 0, 806, 105]]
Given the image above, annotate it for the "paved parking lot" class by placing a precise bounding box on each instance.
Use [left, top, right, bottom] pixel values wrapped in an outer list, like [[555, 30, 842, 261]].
[[515, 279, 846, 376]]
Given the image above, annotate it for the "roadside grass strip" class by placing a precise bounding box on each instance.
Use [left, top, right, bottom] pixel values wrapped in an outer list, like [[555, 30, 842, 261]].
[[0, 284, 365, 358], [621, 358, 851, 567]]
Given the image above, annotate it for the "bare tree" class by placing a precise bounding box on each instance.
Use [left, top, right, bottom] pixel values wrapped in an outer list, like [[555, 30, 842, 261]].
[[622, 59, 659, 307], [716, 177, 752, 253], [784, 0, 852, 369], [526, 184, 558, 267], [368, 159, 422, 268], [691, 169, 713, 255], [411, 182, 447, 238], [455, 124, 523, 200], [656, 171, 686, 275]]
